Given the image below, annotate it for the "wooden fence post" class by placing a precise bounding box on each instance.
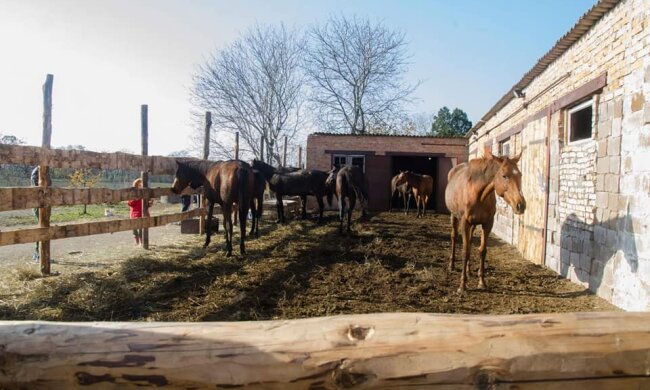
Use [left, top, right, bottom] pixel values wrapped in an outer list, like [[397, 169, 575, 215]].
[[282, 135, 288, 167], [199, 112, 212, 235], [38, 74, 53, 275], [235, 132, 239, 160], [140, 105, 149, 249]]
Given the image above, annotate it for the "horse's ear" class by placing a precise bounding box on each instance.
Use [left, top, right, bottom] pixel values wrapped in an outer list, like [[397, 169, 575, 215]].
[[511, 151, 522, 164], [484, 148, 494, 159]]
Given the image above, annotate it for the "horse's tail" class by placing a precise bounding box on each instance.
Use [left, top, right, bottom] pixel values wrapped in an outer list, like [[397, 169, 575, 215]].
[[349, 175, 368, 214]]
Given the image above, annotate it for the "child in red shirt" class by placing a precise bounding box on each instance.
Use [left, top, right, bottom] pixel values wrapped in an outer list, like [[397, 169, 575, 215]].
[[128, 178, 153, 245]]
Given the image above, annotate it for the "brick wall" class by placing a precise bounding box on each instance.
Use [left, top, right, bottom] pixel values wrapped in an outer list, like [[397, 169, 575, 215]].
[[306, 134, 468, 211], [468, 0, 650, 310]]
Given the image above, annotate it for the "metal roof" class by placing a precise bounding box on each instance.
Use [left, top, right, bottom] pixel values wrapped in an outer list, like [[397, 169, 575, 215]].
[[468, 0, 621, 137]]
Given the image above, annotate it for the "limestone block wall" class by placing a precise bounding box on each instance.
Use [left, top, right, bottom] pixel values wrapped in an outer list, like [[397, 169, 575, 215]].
[[468, 0, 650, 310]]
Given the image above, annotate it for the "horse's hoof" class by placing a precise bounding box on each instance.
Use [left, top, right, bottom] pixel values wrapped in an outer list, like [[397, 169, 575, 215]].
[[456, 287, 465, 295], [477, 281, 487, 290]]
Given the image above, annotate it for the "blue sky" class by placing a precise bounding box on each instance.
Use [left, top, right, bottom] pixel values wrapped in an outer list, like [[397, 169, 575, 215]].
[[0, 0, 596, 155]]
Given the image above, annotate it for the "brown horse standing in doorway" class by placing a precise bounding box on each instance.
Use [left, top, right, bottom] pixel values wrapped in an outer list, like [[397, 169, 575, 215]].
[[395, 171, 433, 218], [326, 165, 369, 234], [445, 150, 526, 293], [171, 159, 254, 257]]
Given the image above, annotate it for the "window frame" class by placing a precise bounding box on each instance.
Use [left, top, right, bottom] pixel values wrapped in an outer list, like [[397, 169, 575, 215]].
[[499, 137, 511, 157], [332, 154, 366, 172], [566, 98, 594, 145]]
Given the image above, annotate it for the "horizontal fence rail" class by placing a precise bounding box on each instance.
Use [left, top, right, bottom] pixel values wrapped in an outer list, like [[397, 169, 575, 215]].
[[0, 312, 648, 388], [0, 144, 196, 175], [0, 208, 205, 246], [0, 187, 184, 212]]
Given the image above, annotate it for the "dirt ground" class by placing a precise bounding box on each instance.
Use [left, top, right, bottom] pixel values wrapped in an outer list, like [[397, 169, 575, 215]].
[[0, 211, 616, 321]]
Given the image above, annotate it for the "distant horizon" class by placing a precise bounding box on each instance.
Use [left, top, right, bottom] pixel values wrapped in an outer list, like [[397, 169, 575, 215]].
[[0, 0, 596, 155]]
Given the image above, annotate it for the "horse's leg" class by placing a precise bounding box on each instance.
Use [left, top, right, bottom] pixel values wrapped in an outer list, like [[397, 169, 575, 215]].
[[478, 220, 493, 290], [223, 204, 233, 256], [449, 215, 459, 271], [300, 195, 307, 220], [347, 194, 356, 234], [316, 195, 324, 224], [458, 219, 472, 294], [339, 196, 345, 234], [239, 201, 247, 255], [423, 195, 428, 217], [405, 192, 410, 215], [249, 199, 256, 236], [275, 193, 284, 224], [467, 225, 476, 277], [204, 201, 215, 248], [257, 197, 263, 235]]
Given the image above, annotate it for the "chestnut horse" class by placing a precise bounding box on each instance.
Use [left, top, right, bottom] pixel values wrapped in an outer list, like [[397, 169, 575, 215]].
[[445, 150, 526, 293], [389, 173, 413, 214], [171, 160, 254, 256], [395, 171, 433, 218], [326, 165, 368, 234]]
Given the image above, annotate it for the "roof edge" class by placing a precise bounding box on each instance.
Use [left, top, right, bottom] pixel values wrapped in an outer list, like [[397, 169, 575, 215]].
[[468, 0, 622, 137]]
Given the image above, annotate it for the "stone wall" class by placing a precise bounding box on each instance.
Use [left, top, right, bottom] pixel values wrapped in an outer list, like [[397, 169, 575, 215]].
[[468, 0, 650, 310]]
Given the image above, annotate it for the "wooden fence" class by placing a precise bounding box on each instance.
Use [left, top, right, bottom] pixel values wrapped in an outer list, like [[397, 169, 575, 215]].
[[1, 311, 649, 388], [0, 143, 205, 267]]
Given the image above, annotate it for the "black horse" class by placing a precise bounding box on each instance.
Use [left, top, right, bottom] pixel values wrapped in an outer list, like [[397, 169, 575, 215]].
[[326, 165, 369, 234], [251, 159, 332, 223], [249, 169, 266, 236], [171, 159, 254, 256]]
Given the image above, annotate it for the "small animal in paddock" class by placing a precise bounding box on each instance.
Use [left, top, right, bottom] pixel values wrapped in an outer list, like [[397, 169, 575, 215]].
[[326, 165, 369, 234], [171, 159, 254, 257], [394, 171, 433, 218], [445, 150, 526, 293], [252, 159, 332, 224], [389, 173, 413, 214]]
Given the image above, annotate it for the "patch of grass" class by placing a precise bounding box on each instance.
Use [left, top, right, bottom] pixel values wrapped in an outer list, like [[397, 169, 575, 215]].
[[4, 203, 130, 226]]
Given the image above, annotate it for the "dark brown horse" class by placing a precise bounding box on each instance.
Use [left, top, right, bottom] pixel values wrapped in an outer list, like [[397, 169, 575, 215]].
[[171, 159, 254, 256], [326, 165, 368, 234], [395, 171, 433, 218], [389, 173, 413, 214], [445, 150, 526, 293], [252, 159, 332, 224]]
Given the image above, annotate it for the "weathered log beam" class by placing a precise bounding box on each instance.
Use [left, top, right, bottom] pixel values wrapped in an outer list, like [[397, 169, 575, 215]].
[[0, 208, 205, 246], [0, 312, 648, 389], [0, 144, 196, 175], [0, 187, 200, 212]]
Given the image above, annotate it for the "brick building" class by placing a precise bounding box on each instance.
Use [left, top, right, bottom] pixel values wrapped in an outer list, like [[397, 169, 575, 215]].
[[306, 133, 468, 211], [468, 0, 649, 310]]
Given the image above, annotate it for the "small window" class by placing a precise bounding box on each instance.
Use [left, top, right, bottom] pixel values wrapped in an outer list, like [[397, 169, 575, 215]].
[[331, 154, 365, 172], [568, 99, 593, 143], [500, 138, 511, 157]]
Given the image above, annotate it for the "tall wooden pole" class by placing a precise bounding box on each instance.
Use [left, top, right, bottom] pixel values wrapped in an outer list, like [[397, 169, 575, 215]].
[[199, 112, 212, 235], [260, 137, 264, 163], [140, 105, 149, 249], [298, 146, 303, 169], [235, 132, 239, 160], [39, 74, 53, 274], [282, 136, 288, 167]]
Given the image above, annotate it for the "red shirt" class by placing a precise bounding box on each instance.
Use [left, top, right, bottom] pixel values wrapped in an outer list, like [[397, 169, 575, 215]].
[[128, 199, 143, 219]]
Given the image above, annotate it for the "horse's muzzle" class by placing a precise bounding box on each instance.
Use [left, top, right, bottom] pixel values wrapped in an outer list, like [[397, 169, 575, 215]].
[[515, 200, 526, 214]]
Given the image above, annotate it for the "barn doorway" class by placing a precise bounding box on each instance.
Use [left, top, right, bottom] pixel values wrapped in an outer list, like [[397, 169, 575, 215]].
[[390, 155, 439, 211]]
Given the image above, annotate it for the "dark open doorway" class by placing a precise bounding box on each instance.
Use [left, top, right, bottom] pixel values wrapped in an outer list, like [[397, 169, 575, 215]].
[[390, 155, 438, 210]]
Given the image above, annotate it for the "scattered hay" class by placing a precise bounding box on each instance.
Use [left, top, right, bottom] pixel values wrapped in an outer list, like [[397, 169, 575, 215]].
[[0, 212, 617, 321]]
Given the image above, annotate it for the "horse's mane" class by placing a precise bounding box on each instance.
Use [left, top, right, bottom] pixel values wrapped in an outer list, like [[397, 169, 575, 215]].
[[180, 159, 220, 176]]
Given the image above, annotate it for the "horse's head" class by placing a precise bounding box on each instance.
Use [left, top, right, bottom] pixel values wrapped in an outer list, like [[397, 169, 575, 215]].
[[325, 166, 339, 189], [171, 160, 189, 194], [395, 171, 409, 186], [491, 152, 526, 214]]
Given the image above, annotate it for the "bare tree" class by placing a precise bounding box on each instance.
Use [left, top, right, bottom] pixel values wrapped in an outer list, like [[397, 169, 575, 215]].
[[304, 15, 417, 134], [191, 24, 305, 165]]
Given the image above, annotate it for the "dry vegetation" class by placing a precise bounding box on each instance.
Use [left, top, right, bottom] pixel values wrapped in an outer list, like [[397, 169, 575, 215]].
[[0, 212, 615, 321]]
